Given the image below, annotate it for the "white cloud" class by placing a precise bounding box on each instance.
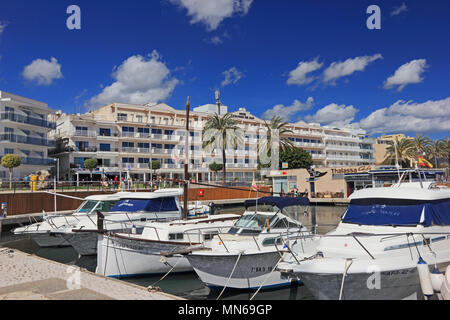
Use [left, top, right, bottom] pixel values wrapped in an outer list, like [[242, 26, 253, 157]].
[[391, 3, 408, 16], [383, 59, 428, 91], [0, 21, 7, 37], [287, 59, 323, 86], [262, 97, 314, 121], [87, 51, 179, 108], [322, 54, 383, 84], [22, 57, 63, 86], [170, 0, 253, 31], [305, 103, 359, 127], [221, 67, 244, 87], [359, 97, 450, 134]]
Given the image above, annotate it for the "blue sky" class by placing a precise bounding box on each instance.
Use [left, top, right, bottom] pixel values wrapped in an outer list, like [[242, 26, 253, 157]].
[[0, 0, 449, 138]]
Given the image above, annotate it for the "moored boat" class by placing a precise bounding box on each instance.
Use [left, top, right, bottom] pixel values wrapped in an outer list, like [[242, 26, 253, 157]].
[[184, 196, 316, 291], [277, 181, 450, 300]]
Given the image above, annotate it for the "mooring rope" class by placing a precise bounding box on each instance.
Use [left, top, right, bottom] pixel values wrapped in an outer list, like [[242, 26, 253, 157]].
[[149, 255, 183, 288], [216, 251, 244, 301], [250, 255, 284, 301], [338, 258, 353, 300]]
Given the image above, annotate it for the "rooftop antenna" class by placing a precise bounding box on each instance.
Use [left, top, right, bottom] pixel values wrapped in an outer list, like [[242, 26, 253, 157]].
[[215, 89, 221, 115], [183, 96, 190, 220]]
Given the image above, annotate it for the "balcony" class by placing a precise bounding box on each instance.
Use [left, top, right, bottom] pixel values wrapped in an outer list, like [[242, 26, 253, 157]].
[[0, 155, 55, 166], [0, 112, 56, 130], [0, 133, 55, 147], [324, 135, 360, 143], [325, 144, 360, 152], [75, 146, 98, 153], [74, 130, 97, 138], [326, 155, 361, 161]]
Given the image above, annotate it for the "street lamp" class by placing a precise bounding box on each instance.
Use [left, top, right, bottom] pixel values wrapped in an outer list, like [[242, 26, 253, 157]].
[[147, 123, 153, 188], [53, 158, 59, 182]]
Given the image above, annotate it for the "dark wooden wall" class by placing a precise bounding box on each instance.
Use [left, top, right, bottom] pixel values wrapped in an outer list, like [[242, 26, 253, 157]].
[[0, 186, 271, 216]]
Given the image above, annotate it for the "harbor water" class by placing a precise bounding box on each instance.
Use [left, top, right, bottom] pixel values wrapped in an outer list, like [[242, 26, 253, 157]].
[[0, 205, 346, 300]]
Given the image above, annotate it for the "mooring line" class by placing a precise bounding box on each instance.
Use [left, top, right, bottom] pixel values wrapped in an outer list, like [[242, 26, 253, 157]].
[[216, 251, 243, 301]]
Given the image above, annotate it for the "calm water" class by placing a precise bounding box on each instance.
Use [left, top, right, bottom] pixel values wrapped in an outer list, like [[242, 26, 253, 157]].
[[0, 205, 346, 300]]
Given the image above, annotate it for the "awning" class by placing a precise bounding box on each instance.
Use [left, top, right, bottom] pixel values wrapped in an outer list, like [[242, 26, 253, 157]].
[[244, 196, 310, 209]]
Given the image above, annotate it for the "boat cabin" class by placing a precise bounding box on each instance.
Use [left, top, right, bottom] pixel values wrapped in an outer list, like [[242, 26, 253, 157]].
[[228, 197, 310, 235]]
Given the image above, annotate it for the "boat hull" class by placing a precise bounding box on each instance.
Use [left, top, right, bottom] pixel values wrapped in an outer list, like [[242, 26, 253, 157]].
[[186, 251, 295, 290], [298, 267, 422, 300], [61, 231, 98, 256], [31, 233, 71, 247], [96, 234, 193, 278]]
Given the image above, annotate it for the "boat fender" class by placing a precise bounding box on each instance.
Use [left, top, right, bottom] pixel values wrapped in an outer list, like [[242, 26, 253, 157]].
[[417, 257, 434, 298], [131, 225, 137, 234], [430, 268, 444, 292]]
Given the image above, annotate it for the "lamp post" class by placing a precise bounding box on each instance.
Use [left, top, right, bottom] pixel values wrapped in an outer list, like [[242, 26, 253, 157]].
[[147, 123, 153, 188], [215, 89, 221, 115], [54, 158, 59, 182]]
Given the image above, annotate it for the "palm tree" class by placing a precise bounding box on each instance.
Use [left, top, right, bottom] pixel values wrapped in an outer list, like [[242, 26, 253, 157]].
[[382, 138, 415, 167], [258, 116, 295, 168], [410, 134, 432, 158], [440, 137, 450, 167], [426, 140, 444, 168], [202, 113, 243, 185]]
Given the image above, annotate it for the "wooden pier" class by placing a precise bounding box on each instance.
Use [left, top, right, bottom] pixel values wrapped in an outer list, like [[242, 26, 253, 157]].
[[0, 246, 182, 300]]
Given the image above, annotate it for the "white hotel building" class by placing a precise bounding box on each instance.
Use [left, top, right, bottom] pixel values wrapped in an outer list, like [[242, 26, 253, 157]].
[[0, 91, 56, 179], [50, 102, 375, 182]]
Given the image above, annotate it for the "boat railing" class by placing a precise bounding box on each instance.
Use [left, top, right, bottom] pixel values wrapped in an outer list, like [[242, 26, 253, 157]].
[[194, 228, 310, 253], [181, 225, 235, 247]]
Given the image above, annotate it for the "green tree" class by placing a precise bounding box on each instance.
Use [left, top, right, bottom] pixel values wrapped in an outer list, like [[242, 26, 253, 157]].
[[202, 113, 243, 185], [84, 158, 98, 181], [257, 116, 295, 169], [148, 160, 161, 179], [410, 134, 432, 158], [278, 147, 313, 170], [1, 154, 21, 189], [440, 137, 450, 167], [382, 138, 414, 168], [209, 162, 223, 181], [426, 140, 444, 168]]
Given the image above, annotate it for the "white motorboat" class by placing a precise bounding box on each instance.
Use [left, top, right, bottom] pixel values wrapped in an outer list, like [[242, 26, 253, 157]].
[[188, 201, 210, 216], [277, 181, 450, 300], [54, 189, 185, 256], [12, 193, 121, 247], [184, 197, 316, 291], [96, 213, 240, 278]]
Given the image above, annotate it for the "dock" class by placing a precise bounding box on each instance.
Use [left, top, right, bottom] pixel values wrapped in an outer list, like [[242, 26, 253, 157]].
[[0, 246, 182, 300]]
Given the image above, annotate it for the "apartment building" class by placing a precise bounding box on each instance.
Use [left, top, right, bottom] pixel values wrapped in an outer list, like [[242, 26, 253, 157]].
[[50, 102, 375, 182], [0, 90, 55, 179]]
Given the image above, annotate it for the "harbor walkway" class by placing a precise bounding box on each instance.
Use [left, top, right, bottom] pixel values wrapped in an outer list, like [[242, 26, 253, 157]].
[[0, 247, 182, 300]]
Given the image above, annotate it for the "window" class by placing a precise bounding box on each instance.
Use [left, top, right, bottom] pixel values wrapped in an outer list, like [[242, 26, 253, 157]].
[[152, 128, 162, 134], [151, 143, 162, 149], [138, 127, 149, 134], [138, 158, 150, 164], [118, 113, 127, 121], [138, 142, 149, 149], [122, 158, 134, 163], [99, 144, 111, 152], [4, 148, 14, 154], [164, 130, 174, 135], [122, 142, 134, 148], [136, 115, 143, 123], [165, 144, 175, 150], [168, 233, 184, 240], [99, 128, 111, 136], [5, 106, 14, 113]]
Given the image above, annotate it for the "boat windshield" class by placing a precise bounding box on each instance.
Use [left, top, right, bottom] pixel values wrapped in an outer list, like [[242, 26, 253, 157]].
[[76, 200, 118, 214], [234, 213, 275, 229]]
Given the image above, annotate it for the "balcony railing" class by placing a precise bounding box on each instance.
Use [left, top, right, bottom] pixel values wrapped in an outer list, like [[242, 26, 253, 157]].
[[0, 133, 55, 147], [0, 155, 55, 166], [74, 130, 97, 138], [0, 112, 56, 129]]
